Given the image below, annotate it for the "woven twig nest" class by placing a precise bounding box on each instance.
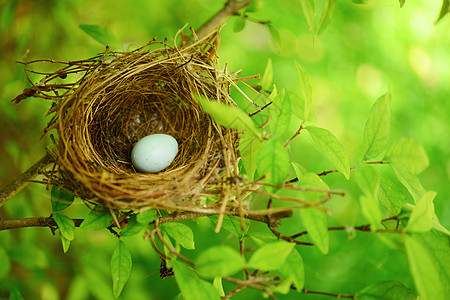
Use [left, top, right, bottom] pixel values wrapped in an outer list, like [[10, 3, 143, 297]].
[[20, 31, 243, 211]]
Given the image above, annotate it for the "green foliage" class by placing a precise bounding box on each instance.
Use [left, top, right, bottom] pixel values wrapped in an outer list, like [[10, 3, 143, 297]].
[[195, 246, 244, 278], [406, 191, 436, 232], [136, 209, 158, 224], [260, 58, 273, 91], [256, 139, 290, 192], [110, 240, 132, 298], [160, 222, 195, 250], [79, 24, 121, 50], [435, 0, 449, 24], [247, 241, 295, 271], [318, 0, 336, 34], [294, 61, 312, 121], [0, 247, 11, 280], [8, 289, 25, 300], [385, 137, 429, 175], [233, 14, 246, 33], [120, 215, 146, 237], [208, 215, 249, 237], [269, 89, 291, 138], [51, 186, 75, 212], [239, 131, 262, 181], [300, 0, 316, 35], [356, 280, 417, 299], [80, 208, 114, 230], [279, 249, 304, 292]]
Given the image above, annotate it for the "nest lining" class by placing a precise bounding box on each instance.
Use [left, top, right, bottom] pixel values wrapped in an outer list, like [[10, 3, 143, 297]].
[[29, 33, 243, 210]]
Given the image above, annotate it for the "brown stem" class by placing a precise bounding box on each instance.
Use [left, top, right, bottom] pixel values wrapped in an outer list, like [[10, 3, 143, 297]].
[[0, 217, 84, 231], [301, 288, 355, 299], [0, 152, 53, 208]]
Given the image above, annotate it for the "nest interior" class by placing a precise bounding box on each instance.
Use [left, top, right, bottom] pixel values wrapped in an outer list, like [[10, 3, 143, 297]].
[[28, 33, 242, 210]]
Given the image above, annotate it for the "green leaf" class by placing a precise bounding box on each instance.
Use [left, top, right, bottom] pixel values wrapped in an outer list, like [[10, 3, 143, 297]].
[[279, 248, 305, 292], [121, 215, 146, 237], [267, 24, 281, 52], [360, 194, 383, 232], [9, 288, 25, 300], [378, 175, 407, 215], [248, 241, 295, 271], [208, 215, 249, 237], [136, 209, 158, 224], [406, 191, 436, 232], [0, 247, 11, 280], [391, 165, 425, 202], [239, 131, 262, 181], [213, 276, 225, 297], [256, 139, 290, 192], [306, 126, 351, 179], [399, 0, 406, 8], [300, 0, 316, 34], [110, 240, 132, 299], [355, 165, 381, 197], [356, 280, 417, 300], [318, 0, 336, 34], [80, 210, 113, 230], [297, 172, 329, 202], [385, 137, 429, 175], [60, 234, 71, 254], [363, 92, 391, 161], [294, 61, 312, 121], [300, 208, 329, 254], [172, 260, 220, 300], [195, 246, 244, 278], [53, 212, 75, 241], [269, 89, 292, 139], [435, 0, 449, 24], [260, 58, 273, 91], [194, 95, 262, 140], [79, 24, 121, 50], [51, 186, 75, 212], [405, 231, 450, 300], [160, 222, 195, 250], [291, 161, 307, 179], [245, 0, 263, 12], [233, 14, 246, 32]]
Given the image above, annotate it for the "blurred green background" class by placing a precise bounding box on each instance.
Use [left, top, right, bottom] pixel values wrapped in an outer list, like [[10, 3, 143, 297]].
[[0, 0, 449, 299]]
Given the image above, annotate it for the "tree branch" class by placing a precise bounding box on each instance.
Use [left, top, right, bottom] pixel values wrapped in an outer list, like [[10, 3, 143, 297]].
[[0, 152, 54, 209]]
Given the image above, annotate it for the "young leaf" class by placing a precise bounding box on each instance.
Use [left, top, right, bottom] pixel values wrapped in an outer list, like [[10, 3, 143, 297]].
[[279, 249, 304, 292], [406, 191, 436, 233], [354, 165, 381, 198], [405, 231, 450, 300], [300, 208, 329, 254], [60, 234, 71, 254], [399, 0, 406, 8], [363, 92, 391, 161], [378, 175, 407, 215], [356, 280, 417, 300], [110, 240, 132, 299], [239, 131, 262, 181], [269, 89, 292, 139], [9, 289, 25, 300], [435, 0, 449, 24], [195, 246, 244, 278], [121, 215, 146, 237], [233, 14, 246, 32], [318, 0, 336, 34], [136, 209, 158, 224], [294, 61, 312, 121], [80, 210, 113, 230], [79, 24, 121, 50], [194, 95, 262, 140], [385, 137, 429, 175], [306, 126, 351, 179], [260, 58, 273, 91], [267, 24, 281, 52], [213, 277, 225, 297], [291, 161, 307, 179], [256, 139, 290, 192], [172, 260, 220, 300], [390, 165, 425, 202], [160, 222, 195, 250], [360, 194, 382, 232], [248, 240, 295, 271], [297, 172, 329, 202], [300, 0, 316, 34], [53, 212, 75, 241], [51, 186, 75, 212], [208, 215, 249, 237]]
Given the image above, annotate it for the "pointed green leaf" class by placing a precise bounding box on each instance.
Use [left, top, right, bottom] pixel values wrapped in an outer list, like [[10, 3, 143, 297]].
[[9, 289, 25, 300], [279, 248, 304, 292], [80, 210, 113, 230], [51, 186, 75, 212], [405, 231, 450, 300], [300, 0, 316, 34], [294, 61, 312, 121], [291, 161, 307, 179], [435, 0, 449, 24], [354, 165, 381, 198], [239, 131, 262, 181], [318, 0, 336, 34], [256, 139, 290, 192], [306, 126, 350, 179], [363, 92, 391, 161], [195, 246, 244, 278], [79, 24, 121, 50], [121, 215, 146, 237], [248, 241, 295, 271], [385, 137, 429, 175], [406, 191, 436, 232], [160, 222, 195, 250], [110, 240, 132, 299], [297, 172, 329, 202], [360, 194, 382, 232], [60, 234, 71, 254], [300, 208, 329, 254], [260, 58, 273, 91], [391, 165, 425, 202], [399, 0, 406, 8], [194, 95, 262, 139], [378, 175, 407, 215], [245, 0, 263, 12], [356, 280, 417, 300], [269, 89, 292, 139], [53, 212, 75, 241], [267, 24, 281, 52], [233, 14, 246, 33], [208, 215, 249, 237], [136, 209, 158, 224], [172, 260, 220, 300]]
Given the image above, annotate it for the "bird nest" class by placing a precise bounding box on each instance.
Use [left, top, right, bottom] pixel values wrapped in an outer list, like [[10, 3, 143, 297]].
[[15, 30, 247, 211]]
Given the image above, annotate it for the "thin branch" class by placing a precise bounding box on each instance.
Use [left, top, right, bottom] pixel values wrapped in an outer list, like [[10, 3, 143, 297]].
[[301, 288, 355, 299], [0, 152, 54, 208], [0, 217, 83, 231]]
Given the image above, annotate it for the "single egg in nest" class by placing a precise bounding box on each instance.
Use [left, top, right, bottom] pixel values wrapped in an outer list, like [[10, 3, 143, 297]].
[[131, 134, 178, 173]]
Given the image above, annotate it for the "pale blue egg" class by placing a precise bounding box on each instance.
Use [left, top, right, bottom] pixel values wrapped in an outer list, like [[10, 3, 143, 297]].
[[131, 134, 178, 173]]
